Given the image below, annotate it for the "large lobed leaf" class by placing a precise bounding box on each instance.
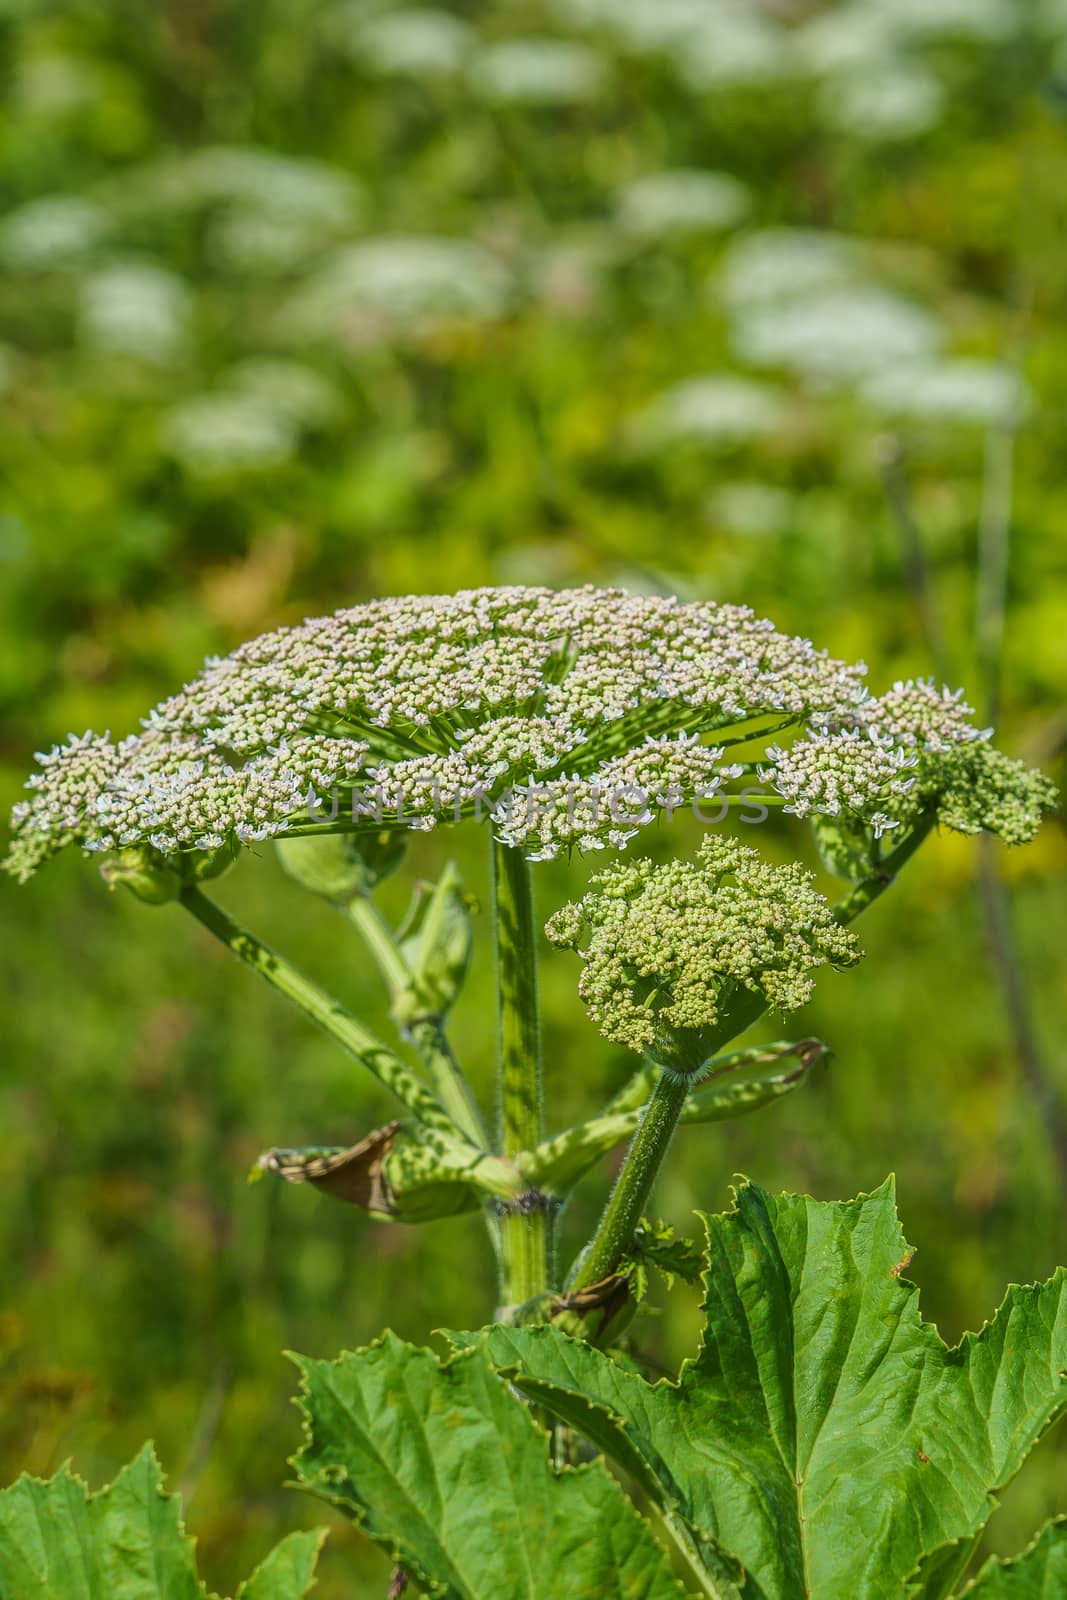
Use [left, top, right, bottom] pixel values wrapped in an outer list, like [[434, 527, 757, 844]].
[[285, 1178, 1064, 1598], [0, 1444, 322, 1599], [290, 1334, 689, 1599], [479, 1179, 1067, 1599]]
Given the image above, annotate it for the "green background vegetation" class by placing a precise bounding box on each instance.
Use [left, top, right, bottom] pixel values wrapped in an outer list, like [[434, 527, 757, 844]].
[[1, 0, 1065, 1593]]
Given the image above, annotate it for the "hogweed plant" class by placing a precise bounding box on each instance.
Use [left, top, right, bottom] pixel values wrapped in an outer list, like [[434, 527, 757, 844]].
[[3, 586, 1063, 1600]]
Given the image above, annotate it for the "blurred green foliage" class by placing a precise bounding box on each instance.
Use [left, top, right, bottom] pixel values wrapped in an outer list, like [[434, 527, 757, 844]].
[[2, 0, 1066, 1593]]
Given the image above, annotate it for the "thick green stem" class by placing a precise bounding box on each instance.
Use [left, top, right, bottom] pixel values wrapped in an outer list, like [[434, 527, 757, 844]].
[[570, 1066, 689, 1292], [346, 895, 489, 1149], [180, 886, 456, 1138], [492, 840, 549, 1307], [524, 1040, 823, 1197]]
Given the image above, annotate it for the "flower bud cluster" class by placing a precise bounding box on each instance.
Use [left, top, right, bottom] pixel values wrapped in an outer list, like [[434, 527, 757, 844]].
[[545, 836, 861, 1063], [922, 744, 1058, 846], [9, 731, 367, 876], [762, 727, 919, 838], [760, 675, 1053, 846], [492, 735, 732, 860], [858, 678, 988, 751]]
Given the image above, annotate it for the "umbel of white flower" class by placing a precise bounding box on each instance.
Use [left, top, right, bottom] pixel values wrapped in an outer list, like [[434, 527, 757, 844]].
[[4, 586, 1055, 886], [546, 836, 860, 1072]]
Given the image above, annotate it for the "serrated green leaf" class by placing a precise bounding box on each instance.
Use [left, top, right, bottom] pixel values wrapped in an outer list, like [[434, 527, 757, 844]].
[[0, 1445, 322, 1600], [959, 1520, 1067, 1596], [236, 1529, 325, 1598], [290, 1333, 689, 1600], [618, 1219, 703, 1307], [479, 1179, 1067, 1600], [904, 1532, 985, 1600]]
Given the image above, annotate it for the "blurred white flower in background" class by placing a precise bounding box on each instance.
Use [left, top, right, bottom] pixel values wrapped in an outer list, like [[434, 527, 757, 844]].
[[628, 374, 790, 451], [673, 5, 796, 89], [860, 359, 1030, 426], [468, 38, 606, 105], [718, 229, 941, 389], [79, 261, 191, 362], [562, 0, 795, 88], [795, 8, 897, 74], [705, 480, 795, 536], [161, 394, 298, 476], [860, 0, 1016, 43], [526, 231, 614, 317], [1, 196, 108, 270], [109, 146, 361, 232], [162, 354, 347, 476], [720, 229, 863, 311], [223, 359, 345, 429], [818, 63, 945, 141], [616, 170, 751, 239], [281, 235, 513, 341], [207, 210, 342, 277], [549, 0, 794, 86], [551, 0, 707, 49], [333, 7, 473, 77], [733, 285, 941, 386], [11, 52, 101, 117]]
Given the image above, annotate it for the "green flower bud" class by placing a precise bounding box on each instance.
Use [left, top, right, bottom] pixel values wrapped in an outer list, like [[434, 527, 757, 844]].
[[930, 745, 1057, 846], [188, 835, 241, 883], [277, 829, 406, 902], [99, 846, 183, 905]]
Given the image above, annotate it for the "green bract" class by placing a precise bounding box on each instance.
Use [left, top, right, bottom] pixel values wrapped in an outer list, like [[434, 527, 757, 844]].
[[276, 827, 406, 901], [546, 836, 860, 1070]]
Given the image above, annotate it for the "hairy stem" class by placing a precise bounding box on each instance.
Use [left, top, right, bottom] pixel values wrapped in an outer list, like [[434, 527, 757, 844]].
[[346, 894, 489, 1149], [492, 840, 549, 1307], [406, 1017, 490, 1152], [524, 1041, 824, 1196], [569, 1066, 689, 1292]]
